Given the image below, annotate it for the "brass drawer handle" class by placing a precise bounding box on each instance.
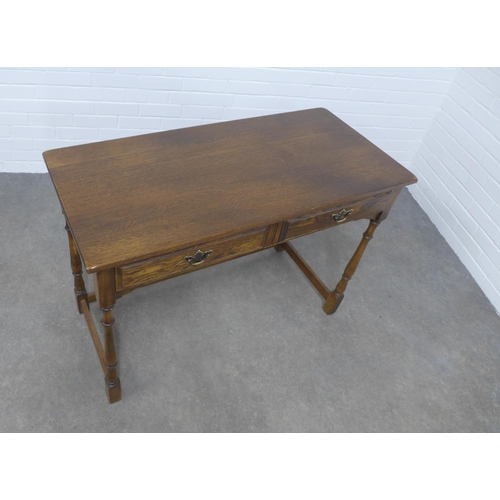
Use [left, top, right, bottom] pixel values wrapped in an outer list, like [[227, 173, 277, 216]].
[[331, 208, 353, 223], [183, 249, 213, 266]]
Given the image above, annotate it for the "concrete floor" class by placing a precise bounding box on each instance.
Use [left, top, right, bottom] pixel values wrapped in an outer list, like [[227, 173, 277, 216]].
[[1, 173, 499, 432]]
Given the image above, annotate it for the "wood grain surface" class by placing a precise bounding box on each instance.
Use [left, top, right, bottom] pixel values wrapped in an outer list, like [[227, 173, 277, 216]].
[[44, 108, 417, 272]]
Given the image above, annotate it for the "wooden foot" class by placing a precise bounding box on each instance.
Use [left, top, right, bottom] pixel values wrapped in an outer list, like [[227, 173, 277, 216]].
[[274, 244, 285, 252], [65, 221, 89, 314], [105, 378, 122, 404], [323, 291, 344, 315]]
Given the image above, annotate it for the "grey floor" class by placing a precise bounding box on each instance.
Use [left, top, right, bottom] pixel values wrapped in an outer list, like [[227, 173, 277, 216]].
[[1, 173, 499, 432]]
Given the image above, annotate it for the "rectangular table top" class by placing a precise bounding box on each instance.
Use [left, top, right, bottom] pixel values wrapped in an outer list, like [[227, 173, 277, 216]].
[[43, 108, 417, 273]]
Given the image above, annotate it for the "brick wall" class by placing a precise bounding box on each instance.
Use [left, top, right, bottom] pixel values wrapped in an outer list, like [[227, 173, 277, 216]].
[[0, 67, 456, 173], [409, 68, 500, 313]]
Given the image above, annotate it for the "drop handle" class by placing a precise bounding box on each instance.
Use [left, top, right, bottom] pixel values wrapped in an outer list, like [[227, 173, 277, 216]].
[[183, 249, 213, 266], [331, 208, 353, 223]]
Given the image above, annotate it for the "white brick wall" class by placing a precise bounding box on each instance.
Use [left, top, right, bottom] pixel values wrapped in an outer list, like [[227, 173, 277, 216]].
[[0, 67, 455, 173], [409, 68, 500, 313]]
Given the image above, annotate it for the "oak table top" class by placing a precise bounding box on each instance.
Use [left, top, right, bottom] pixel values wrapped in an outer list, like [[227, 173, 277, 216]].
[[43, 107, 417, 404], [44, 108, 416, 274]]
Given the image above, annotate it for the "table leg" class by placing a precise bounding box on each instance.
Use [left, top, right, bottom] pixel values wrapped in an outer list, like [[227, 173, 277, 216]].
[[96, 269, 122, 404], [65, 222, 89, 314], [323, 219, 379, 314]]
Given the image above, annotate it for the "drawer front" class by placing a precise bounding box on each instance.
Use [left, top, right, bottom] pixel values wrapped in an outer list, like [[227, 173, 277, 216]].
[[116, 228, 266, 291], [281, 191, 391, 242]]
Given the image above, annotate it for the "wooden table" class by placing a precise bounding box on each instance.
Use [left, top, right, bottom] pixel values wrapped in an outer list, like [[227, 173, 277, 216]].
[[43, 108, 417, 404]]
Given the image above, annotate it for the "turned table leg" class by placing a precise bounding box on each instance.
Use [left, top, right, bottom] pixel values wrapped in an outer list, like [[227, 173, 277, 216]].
[[96, 269, 122, 404], [323, 219, 379, 314], [65, 222, 89, 314]]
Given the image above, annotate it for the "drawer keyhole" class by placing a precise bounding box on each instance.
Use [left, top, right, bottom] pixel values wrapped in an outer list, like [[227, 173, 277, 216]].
[[331, 208, 353, 223], [183, 249, 213, 266]]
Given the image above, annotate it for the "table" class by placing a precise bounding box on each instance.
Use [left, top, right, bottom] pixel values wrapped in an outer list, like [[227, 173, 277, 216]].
[[43, 108, 417, 404]]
